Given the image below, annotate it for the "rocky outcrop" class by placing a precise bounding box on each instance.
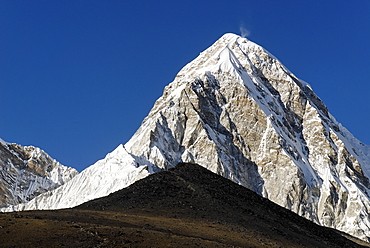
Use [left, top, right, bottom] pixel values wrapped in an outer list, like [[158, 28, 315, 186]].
[[0, 138, 78, 208]]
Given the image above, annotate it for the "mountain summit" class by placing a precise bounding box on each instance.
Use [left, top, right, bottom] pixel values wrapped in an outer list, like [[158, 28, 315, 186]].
[[5, 33, 370, 241]]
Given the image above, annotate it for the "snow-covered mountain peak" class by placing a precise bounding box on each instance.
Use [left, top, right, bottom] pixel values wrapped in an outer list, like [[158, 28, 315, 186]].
[[124, 33, 370, 241], [221, 32, 242, 40], [5, 33, 370, 242]]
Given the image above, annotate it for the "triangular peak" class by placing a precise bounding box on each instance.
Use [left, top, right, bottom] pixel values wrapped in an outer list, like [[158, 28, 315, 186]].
[[220, 32, 243, 41]]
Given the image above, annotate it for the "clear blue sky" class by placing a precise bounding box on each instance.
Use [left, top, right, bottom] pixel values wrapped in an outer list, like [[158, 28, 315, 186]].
[[1, 1, 369, 172]]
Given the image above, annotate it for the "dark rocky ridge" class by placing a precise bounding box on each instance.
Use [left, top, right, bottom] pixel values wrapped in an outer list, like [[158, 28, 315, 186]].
[[1, 163, 369, 247], [75, 162, 368, 247]]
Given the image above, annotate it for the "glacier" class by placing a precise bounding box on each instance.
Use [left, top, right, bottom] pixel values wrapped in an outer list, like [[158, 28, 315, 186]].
[[3, 33, 370, 242]]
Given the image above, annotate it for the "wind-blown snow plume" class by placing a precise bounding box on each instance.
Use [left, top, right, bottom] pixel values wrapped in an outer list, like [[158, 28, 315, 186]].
[[239, 25, 250, 38]]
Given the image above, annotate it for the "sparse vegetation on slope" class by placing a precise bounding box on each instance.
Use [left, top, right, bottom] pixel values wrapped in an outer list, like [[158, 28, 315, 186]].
[[1, 163, 368, 247]]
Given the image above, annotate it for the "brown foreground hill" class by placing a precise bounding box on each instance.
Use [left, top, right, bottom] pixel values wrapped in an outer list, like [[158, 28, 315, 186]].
[[1, 163, 369, 247]]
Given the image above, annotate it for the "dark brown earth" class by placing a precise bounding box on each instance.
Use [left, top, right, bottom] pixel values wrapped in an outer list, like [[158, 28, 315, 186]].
[[1, 163, 369, 247]]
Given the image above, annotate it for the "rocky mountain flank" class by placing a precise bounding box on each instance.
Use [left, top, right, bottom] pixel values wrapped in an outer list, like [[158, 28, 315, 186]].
[[5, 33, 370, 241], [0, 138, 78, 208]]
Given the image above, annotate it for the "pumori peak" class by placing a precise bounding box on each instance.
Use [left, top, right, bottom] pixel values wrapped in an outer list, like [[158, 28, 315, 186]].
[[5, 33, 370, 242]]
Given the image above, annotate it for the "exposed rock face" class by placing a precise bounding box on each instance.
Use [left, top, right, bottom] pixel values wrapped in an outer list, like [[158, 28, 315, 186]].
[[0, 138, 78, 208], [5, 33, 370, 241], [124, 33, 370, 241]]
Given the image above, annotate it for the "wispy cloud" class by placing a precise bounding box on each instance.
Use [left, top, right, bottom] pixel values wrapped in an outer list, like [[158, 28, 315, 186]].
[[239, 25, 250, 38]]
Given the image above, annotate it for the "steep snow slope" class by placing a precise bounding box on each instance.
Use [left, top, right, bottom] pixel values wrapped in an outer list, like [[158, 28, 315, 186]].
[[0, 139, 78, 208], [6, 33, 370, 241], [3, 144, 149, 211]]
